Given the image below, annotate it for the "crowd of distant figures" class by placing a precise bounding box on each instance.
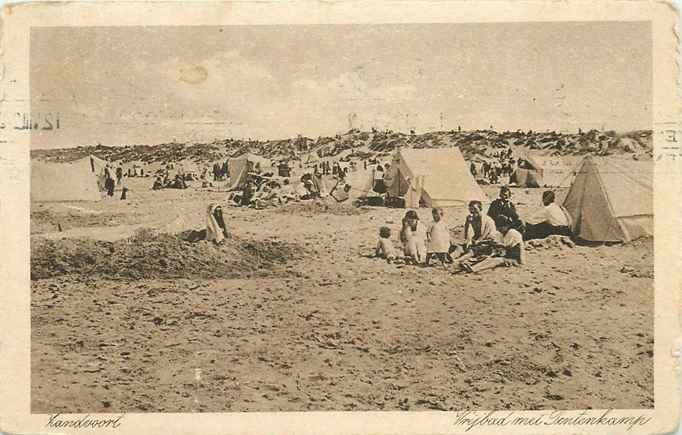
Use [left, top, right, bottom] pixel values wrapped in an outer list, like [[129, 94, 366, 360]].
[[469, 148, 517, 184], [99, 146, 529, 205]]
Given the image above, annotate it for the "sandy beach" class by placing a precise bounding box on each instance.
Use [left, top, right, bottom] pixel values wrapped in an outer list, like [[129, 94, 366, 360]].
[[30, 180, 653, 413]]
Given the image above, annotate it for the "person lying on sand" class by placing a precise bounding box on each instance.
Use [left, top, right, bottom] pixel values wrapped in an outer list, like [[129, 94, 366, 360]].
[[523, 190, 573, 240], [375, 226, 397, 262], [450, 200, 500, 265], [252, 182, 284, 209], [279, 179, 299, 203], [426, 208, 451, 267], [459, 215, 525, 274], [400, 210, 427, 265]]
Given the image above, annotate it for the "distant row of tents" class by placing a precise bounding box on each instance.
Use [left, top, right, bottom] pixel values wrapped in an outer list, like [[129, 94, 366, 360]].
[[30, 148, 653, 243]]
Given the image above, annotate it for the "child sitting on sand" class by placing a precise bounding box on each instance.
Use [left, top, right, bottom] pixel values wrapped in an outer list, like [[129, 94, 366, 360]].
[[460, 215, 525, 273], [400, 210, 427, 264], [426, 208, 451, 266], [375, 226, 397, 262]]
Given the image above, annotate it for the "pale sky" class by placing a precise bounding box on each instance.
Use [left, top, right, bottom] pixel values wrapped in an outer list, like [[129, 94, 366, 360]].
[[30, 22, 652, 149]]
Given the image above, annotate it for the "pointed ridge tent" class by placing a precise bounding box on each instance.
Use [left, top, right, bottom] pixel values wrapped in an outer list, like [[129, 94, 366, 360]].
[[227, 153, 272, 190], [304, 151, 321, 166], [562, 156, 653, 242], [514, 153, 572, 187], [386, 148, 487, 207], [31, 155, 106, 202]]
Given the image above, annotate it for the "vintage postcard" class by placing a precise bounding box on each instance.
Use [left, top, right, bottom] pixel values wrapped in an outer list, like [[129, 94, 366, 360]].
[[0, 1, 680, 434]]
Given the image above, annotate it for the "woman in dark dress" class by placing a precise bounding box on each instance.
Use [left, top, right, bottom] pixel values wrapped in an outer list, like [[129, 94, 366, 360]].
[[487, 186, 524, 233]]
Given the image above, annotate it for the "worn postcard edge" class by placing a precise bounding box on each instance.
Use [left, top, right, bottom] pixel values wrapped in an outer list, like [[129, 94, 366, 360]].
[[0, 1, 679, 435]]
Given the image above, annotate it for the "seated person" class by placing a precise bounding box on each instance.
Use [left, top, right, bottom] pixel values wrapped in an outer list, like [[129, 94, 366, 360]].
[[241, 180, 256, 206], [252, 184, 279, 209], [279, 179, 299, 203], [487, 186, 524, 232], [461, 216, 525, 273], [375, 226, 397, 262], [172, 175, 187, 189], [206, 203, 228, 244], [524, 191, 572, 240], [301, 177, 317, 200], [451, 200, 500, 264], [152, 176, 164, 190]]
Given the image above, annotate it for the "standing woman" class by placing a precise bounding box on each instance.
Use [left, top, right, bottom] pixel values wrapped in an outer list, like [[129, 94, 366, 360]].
[[373, 164, 386, 194]]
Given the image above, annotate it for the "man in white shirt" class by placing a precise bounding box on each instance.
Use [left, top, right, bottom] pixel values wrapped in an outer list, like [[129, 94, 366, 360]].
[[524, 191, 573, 240]]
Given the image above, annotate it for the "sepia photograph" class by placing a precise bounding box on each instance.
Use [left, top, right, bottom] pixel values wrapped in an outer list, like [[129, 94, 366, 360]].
[[27, 21, 658, 415]]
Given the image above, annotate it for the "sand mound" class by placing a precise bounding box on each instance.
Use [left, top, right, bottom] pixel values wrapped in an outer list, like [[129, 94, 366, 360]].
[[280, 199, 368, 216], [31, 228, 305, 281], [31, 208, 138, 235], [525, 235, 575, 250]]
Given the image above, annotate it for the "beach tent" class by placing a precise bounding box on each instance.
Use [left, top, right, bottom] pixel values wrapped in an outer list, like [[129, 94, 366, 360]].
[[227, 153, 272, 190], [513, 154, 572, 187], [304, 151, 321, 166], [31, 155, 106, 202], [562, 156, 653, 242], [311, 174, 336, 197], [386, 148, 487, 208]]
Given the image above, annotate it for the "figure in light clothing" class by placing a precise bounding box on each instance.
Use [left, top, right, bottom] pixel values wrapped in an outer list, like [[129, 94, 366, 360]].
[[462, 215, 525, 274], [206, 203, 228, 244], [426, 208, 451, 266], [524, 190, 572, 240], [451, 200, 500, 266], [400, 210, 427, 264], [375, 226, 397, 262]]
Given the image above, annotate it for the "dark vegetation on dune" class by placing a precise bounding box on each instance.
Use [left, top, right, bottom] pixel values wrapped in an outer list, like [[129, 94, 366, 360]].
[[31, 128, 652, 164], [31, 229, 306, 281]]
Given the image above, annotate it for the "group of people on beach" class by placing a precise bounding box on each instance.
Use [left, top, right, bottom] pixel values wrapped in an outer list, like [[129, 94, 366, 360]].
[[101, 164, 129, 200], [374, 186, 572, 274], [227, 172, 352, 209]]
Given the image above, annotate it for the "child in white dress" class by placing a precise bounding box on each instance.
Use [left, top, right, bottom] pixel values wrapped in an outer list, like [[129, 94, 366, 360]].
[[426, 208, 451, 266], [400, 210, 427, 264]]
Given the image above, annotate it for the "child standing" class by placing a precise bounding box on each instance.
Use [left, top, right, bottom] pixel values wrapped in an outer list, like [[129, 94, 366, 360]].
[[426, 208, 451, 266], [400, 210, 427, 264], [375, 226, 397, 262]]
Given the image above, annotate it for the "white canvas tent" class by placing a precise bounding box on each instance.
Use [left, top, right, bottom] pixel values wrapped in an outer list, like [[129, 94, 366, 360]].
[[562, 157, 653, 242], [386, 148, 487, 207], [31, 155, 106, 202], [514, 153, 572, 187], [227, 153, 272, 190]]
